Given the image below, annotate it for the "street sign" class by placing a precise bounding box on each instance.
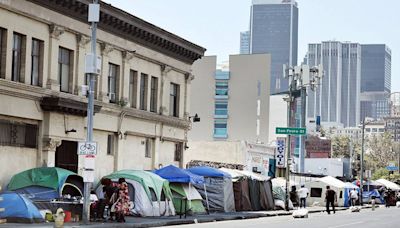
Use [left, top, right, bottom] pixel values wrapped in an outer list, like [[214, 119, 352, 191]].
[[386, 166, 398, 171], [276, 127, 306, 135], [78, 141, 97, 155]]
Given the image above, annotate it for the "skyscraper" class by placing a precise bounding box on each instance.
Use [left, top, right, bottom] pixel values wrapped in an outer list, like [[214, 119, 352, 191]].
[[360, 44, 391, 120], [307, 41, 361, 127], [249, 0, 298, 94], [240, 31, 250, 54]]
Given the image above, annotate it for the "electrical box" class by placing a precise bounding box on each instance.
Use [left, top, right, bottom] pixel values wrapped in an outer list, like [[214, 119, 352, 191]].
[[88, 4, 100, 22], [301, 65, 310, 84], [85, 54, 101, 75]]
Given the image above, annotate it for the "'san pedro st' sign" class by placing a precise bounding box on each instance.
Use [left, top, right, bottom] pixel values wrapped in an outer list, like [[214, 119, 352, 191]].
[[275, 127, 306, 135]]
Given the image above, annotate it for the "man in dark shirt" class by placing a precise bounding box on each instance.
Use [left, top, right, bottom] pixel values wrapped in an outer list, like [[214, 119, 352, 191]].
[[325, 185, 337, 214]]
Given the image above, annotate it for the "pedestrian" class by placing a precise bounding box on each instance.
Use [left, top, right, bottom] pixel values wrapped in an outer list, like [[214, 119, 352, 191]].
[[114, 178, 130, 223], [350, 188, 358, 206], [383, 188, 389, 208], [325, 186, 337, 214], [290, 186, 299, 208], [297, 185, 309, 208]]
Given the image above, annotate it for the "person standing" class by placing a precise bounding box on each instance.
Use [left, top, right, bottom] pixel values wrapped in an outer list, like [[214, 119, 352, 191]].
[[350, 188, 358, 206], [115, 178, 130, 223], [325, 186, 337, 214], [297, 185, 309, 208]]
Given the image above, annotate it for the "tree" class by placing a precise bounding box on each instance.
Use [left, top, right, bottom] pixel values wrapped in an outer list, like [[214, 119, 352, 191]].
[[331, 135, 351, 158], [372, 167, 400, 182], [367, 132, 395, 169]]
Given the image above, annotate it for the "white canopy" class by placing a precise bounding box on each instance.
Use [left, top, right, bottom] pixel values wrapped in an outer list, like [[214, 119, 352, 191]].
[[376, 179, 400, 191], [318, 176, 346, 188]]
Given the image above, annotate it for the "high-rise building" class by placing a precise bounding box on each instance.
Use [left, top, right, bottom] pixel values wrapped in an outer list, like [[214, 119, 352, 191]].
[[249, 0, 298, 94], [240, 31, 250, 54], [306, 41, 361, 127], [360, 44, 391, 120], [190, 54, 271, 142]]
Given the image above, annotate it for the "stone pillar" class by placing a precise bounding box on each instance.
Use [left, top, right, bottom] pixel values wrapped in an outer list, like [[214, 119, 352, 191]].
[[41, 138, 61, 167], [74, 34, 90, 95], [46, 24, 64, 91], [121, 51, 134, 106], [99, 43, 114, 102], [159, 65, 172, 115]]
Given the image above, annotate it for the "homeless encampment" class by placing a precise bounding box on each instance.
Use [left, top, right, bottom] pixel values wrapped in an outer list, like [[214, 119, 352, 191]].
[[7, 167, 83, 201], [0, 192, 44, 223], [219, 168, 252, 211], [305, 176, 358, 207], [154, 165, 206, 214], [97, 170, 175, 217], [187, 166, 235, 212]]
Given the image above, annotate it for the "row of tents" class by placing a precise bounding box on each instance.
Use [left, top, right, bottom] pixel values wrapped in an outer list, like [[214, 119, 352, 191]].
[[2, 166, 400, 223]]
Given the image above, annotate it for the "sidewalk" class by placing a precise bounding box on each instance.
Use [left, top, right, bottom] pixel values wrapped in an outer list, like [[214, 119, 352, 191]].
[[0, 205, 373, 228]]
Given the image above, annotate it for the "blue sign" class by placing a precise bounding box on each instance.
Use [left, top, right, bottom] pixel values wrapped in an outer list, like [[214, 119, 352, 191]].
[[386, 166, 398, 171]]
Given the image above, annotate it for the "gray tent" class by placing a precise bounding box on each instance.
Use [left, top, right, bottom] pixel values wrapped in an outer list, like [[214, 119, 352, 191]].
[[187, 167, 235, 212]]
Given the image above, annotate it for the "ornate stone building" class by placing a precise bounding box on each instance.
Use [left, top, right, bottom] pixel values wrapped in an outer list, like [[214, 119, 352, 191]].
[[0, 0, 205, 186]]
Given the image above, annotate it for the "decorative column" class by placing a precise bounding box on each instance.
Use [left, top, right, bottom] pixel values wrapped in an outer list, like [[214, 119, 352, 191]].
[[74, 34, 91, 95], [41, 138, 61, 167], [99, 43, 114, 102], [159, 65, 172, 115], [121, 51, 134, 105], [46, 24, 65, 91]]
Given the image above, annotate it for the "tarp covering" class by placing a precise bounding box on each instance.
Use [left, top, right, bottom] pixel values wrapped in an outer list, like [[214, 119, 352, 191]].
[[0, 192, 44, 223], [376, 179, 400, 191], [232, 179, 252, 211], [188, 167, 235, 212], [8, 167, 81, 192], [259, 181, 275, 210], [154, 165, 204, 184], [249, 179, 261, 211], [170, 183, 205, 214], [187, 167, 231, 178]]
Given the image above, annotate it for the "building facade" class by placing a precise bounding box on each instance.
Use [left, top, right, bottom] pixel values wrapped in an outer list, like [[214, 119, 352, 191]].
[[0, 0, 205, 187], [249, 0, 298, 94], [190, 54, 271, 143], [239, 31, 250, 55], [360, 44, 391, 120], [307, 41, 361, 127]]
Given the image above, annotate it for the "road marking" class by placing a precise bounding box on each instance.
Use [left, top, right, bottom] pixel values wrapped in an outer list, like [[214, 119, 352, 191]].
[[328, 221, 364, 228]]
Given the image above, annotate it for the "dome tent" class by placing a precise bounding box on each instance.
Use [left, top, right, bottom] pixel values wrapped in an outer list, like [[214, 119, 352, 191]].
[[97, 170, 175, 217], [154, 165, 206, 214], [7, 167, 83, 201], [0, 192, 44, 223]]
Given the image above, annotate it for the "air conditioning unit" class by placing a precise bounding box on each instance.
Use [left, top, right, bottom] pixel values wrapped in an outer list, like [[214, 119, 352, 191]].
[[108, 93, 116, 102]]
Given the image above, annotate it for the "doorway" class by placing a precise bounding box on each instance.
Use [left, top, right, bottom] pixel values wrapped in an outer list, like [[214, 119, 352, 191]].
[[56, 140, 78, 173]]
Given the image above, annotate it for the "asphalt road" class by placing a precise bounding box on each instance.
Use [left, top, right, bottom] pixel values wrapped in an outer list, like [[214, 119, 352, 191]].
[[166, 207, 400, 228]]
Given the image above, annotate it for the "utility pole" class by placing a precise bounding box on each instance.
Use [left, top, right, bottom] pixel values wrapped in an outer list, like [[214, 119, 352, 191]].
[[82, 0, 99, 224], [360, 118, 366, 206]]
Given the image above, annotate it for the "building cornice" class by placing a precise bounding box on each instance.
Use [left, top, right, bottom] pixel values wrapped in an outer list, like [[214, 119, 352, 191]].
[[0, 79, 191, 129], [25, 0, 206, 64]]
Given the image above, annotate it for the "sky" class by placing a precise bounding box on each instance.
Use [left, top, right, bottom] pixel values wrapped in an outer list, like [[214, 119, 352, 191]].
[[103, 0, 399, 91]]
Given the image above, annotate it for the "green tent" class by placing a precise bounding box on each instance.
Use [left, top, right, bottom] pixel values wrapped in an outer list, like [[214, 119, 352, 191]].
[[8, 167, 81, 192], [104, 170, 173, 202], [170, 183, 206, 214]]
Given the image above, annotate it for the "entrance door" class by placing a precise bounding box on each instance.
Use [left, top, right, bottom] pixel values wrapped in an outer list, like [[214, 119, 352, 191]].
[[56, 140, 78, 173]]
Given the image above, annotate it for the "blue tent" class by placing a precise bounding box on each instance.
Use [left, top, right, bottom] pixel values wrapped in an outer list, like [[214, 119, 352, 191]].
[[0, 192, 44, 223], [187, 166, 231, 178], [154, 165, 204, 184]]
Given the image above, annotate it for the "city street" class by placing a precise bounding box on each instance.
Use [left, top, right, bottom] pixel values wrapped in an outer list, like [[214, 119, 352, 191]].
[[166, 207, 400, 228]]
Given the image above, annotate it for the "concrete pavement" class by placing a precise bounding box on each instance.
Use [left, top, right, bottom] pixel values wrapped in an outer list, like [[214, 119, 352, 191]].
[[0, 205, 374, 227]]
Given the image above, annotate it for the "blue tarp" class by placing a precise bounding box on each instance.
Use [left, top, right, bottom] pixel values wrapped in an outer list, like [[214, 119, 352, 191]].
[[154, 165, 204, 184], [187, 166, 231, 178], [0, 192, 44, 223]]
